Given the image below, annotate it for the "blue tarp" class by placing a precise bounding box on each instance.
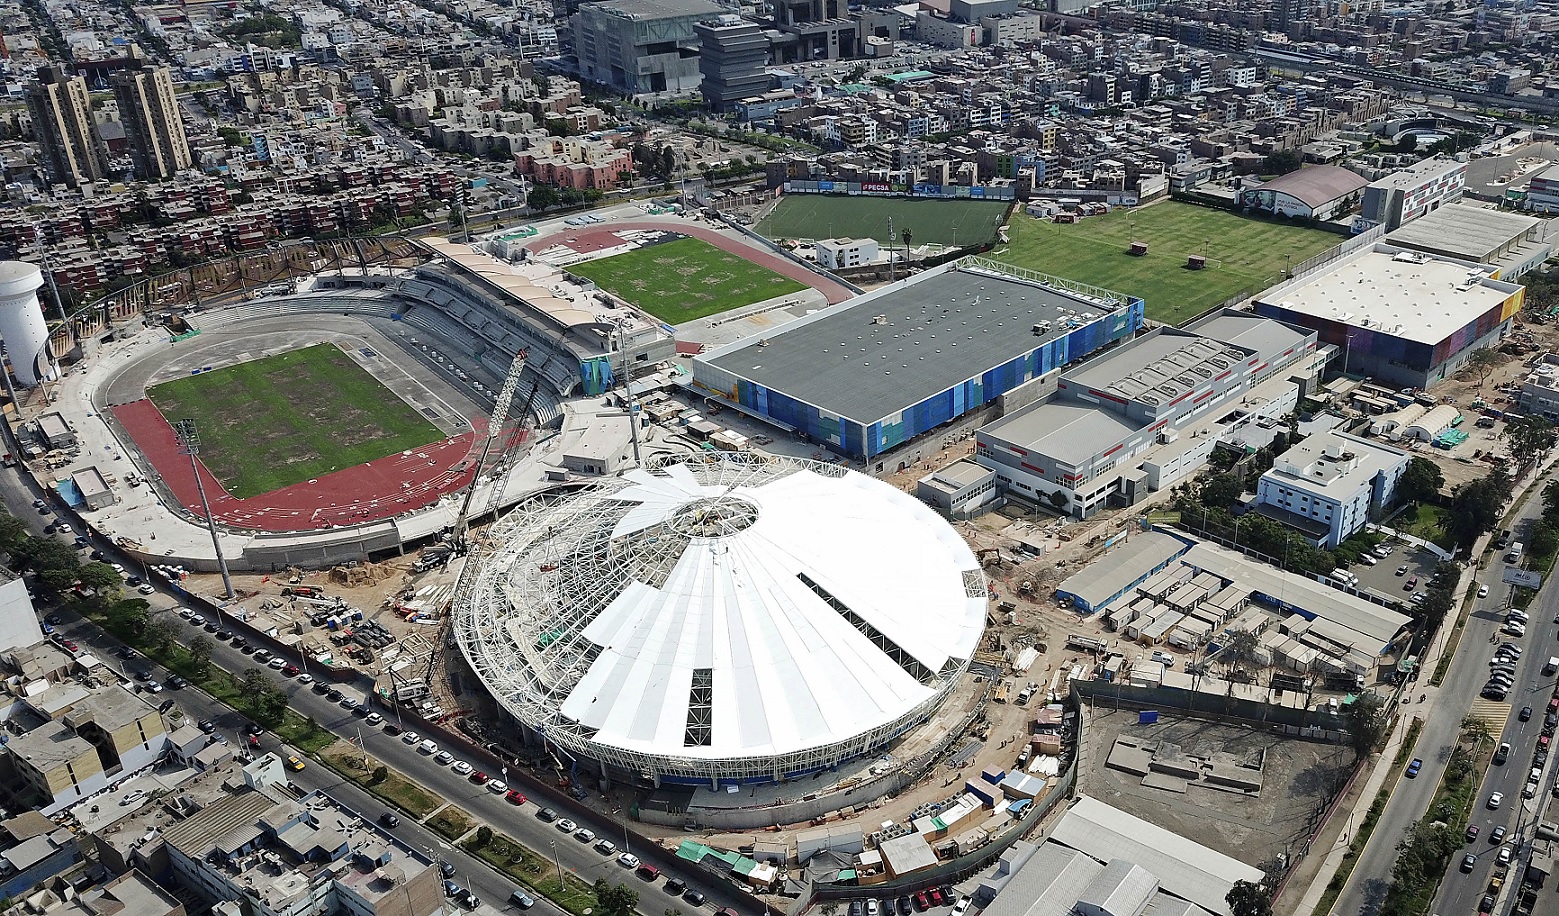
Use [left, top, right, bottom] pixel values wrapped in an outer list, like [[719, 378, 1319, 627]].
[[55, 479, 84, 508]]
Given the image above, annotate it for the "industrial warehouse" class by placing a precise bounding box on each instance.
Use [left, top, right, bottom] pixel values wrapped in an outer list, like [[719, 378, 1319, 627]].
[[692, 260, 1145, 459]]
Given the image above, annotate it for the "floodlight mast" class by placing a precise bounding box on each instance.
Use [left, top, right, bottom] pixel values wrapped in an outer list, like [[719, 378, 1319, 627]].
[[450, 348, 530, 547], [173, 419, 235, 600]]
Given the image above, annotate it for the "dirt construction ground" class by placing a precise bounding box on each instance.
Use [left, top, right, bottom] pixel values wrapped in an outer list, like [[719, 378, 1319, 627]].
[[1078, 707, 1356, 872]]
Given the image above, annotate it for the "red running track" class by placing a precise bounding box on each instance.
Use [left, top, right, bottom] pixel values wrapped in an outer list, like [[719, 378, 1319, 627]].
[[532, 221, 855, 305], [113, 399, 487, 532]]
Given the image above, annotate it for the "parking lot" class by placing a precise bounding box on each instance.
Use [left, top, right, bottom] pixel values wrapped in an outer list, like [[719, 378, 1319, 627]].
[[1343, 540, 1443, 609]]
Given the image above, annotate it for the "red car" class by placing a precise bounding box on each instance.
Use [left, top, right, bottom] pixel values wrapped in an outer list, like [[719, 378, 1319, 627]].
[[1404, 577, 1418, 590], [928, 889, 945, 907], [282, 664, 299, 676], [914, 893, 931, 911], [470, 771, 489, 784], [505, 789, 527, 806], [60, 639, 78, 653]]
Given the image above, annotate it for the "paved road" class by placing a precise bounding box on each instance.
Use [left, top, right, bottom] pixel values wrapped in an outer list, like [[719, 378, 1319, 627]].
[[0, 461, 752, 916], [1332, 478, 1552, 916], [1434, 566, 1559, 916]]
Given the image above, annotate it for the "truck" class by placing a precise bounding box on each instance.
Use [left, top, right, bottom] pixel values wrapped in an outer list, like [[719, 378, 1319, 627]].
[[283, 585, 326, 599], [1066, 634, 1108, 653], [1507, 542, 1525, 563], [1546, 657, 1558, 676]]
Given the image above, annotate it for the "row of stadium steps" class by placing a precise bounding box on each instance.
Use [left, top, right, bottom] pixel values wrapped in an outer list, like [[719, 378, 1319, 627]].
[[397, 307, 564, 429], [396, 276, 580, 398], [200, 292, 396, 325]]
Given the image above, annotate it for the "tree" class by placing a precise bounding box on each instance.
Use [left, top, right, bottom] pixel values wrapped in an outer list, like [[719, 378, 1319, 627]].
[[1461, 714, 1494, 747], [238, 668, 272, 710], [1260, 150, 1302, 175], [1220, 629, 1261, 678], [1398, 456, 1445, 506], [188, 634, 213, 677], [1341, 692, 1388, 760], [0, 514, 29, 553], [527, 184, 559, 211], [1446, 472, 1507, 549], [1506, 416, 1557, 468], [1463, 347, 1502, 391], [371, 765, 389, 785], [104, 599, 150, 636], [1544, 478, 1559, 521], [593, 881, 639, 916], [1533, 520, 1559, 562], [145, 618, 178, 654], [77, 562, 124, 596], [1226, 880, 1271, 916]]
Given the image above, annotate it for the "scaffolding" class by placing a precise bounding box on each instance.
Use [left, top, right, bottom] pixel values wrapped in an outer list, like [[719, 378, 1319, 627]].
[[452, 453, 982, 787]]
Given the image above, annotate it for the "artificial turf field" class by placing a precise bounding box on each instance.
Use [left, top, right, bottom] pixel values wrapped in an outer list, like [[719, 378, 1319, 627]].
[[755, 195, 1010, 247], [993, 201, 1340, 326], [146, 343, 444, 498], [567, 236, 806, 323]]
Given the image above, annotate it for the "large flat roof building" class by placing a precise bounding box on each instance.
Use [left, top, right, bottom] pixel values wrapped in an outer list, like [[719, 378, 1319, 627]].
[[976, 317, 1318, 518], [982, 796, 1265, 916], [1358, 156, 1466, 232], [574, 0, 725, 94], [695, 259, 1143, 459], [1384, 203, 1551, 279], [1254, 243, 1525, 389]]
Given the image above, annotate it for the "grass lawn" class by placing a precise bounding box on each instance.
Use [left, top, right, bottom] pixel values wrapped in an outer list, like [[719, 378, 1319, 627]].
[[464, 832, 599, 916], [568, 236, 805, 324], [427, 807, 473, 841], [1395, 503, 1456, 550], [755, 195, 1010, 247], [323, 746, 441, 817], [147, 343, 443, 498], [993, 201, 1340, 326]]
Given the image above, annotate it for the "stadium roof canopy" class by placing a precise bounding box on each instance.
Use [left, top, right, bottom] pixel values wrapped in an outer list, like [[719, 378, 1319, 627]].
[[455, 456, 987, 784]]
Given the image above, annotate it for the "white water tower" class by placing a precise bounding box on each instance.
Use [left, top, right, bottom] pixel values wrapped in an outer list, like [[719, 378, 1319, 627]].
[[0, 261, 53, 387]]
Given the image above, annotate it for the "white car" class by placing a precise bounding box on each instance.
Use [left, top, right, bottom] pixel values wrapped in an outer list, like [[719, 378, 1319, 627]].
[[576, 828, 596, 843], [618, 853, 640, 869], [556, 818, 578, 833], [596, 839, 617, 855], [451, 761, 474, 776], [418, 740, 438, 755], [487, 779, 508, 794], [400, 731, 420, 745], [57, 523, 72, 534], [1479, 584, 1490, 598]]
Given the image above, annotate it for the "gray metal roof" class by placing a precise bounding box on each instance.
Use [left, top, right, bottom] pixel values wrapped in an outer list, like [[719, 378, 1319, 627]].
[[1078, 860, 1159, 916], [1185, 313, 1312, 368], [981, 843, 1104, 916], [981, 400, 1143, 466], [1054, 532, 1190, 610], [1062, 332, 1247, 408], [1386, 203, 1542, 262], [1048, 797, 1265, 916], [701, 264, 1124, 425]]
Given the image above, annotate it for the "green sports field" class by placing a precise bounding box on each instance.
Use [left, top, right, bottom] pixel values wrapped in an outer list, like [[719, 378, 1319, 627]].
[[993, 201, 1340, 326], [147, 343, 444, 498], [756, 195, 1010, 247], [568, 236, 806, 324]]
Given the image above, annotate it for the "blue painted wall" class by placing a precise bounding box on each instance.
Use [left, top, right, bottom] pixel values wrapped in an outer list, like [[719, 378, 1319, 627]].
[[733, 299, 1145, 459]]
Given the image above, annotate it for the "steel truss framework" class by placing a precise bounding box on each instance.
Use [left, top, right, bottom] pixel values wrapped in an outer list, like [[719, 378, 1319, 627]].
[[453, 453, 977, 787]]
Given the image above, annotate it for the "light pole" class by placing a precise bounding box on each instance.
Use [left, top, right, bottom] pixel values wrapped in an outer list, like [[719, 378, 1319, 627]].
[[550, 842, 562, 889], [173, 419, 236, 600]]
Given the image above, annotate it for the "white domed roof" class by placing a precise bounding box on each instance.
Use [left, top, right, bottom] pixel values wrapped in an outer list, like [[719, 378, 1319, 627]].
[[457, 457, 986, 779]]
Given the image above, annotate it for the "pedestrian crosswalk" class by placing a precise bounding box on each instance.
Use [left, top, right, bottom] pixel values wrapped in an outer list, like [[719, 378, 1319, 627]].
[[1468, 699, 1511, 735]]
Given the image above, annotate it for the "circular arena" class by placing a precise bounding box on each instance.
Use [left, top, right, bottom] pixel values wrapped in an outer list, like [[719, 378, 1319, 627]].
[[453, 454, 987, 787]]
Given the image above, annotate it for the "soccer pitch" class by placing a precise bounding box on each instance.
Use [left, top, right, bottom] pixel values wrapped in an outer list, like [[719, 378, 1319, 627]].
[[568, 236, 807, 324], [146, 344, 445, 498], [756, 195, 1010, 247], [993, 202, 1340, 326]]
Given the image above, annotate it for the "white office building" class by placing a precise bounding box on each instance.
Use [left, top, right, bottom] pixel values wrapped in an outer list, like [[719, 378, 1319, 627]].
[[1252, 430, 1409, 548]]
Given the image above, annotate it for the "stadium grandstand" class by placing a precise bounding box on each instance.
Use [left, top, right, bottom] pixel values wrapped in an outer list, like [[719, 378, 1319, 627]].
[[326, 238, 675, 399]]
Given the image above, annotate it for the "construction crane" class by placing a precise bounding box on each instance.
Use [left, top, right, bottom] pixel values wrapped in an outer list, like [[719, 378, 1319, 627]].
[[450, 348, 531, 548], [475, 350, 555, 524]]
